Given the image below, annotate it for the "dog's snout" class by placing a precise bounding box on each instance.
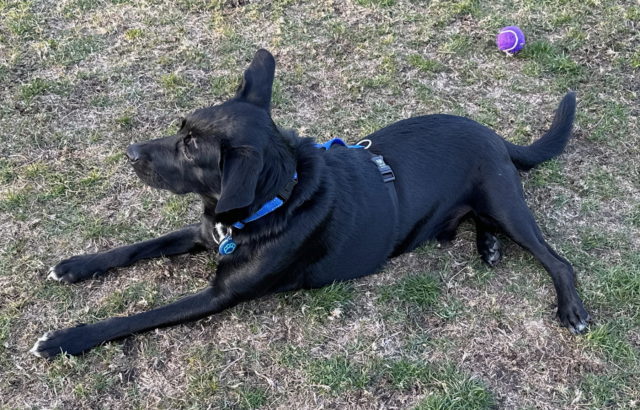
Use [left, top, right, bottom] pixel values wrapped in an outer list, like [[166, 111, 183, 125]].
[[126, 144, 142, 162]]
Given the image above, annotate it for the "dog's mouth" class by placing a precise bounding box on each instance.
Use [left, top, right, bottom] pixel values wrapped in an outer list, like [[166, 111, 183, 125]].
[[128, 159, 176, 192]]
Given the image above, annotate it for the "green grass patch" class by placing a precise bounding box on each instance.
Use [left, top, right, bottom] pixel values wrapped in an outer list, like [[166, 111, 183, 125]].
[[448, 0, 481, 17], [183, 345, 270, 407], [583, 322, 637, 364], [581, 166, 619, 200], [521, 40, 584, 87], [587, 252, 640, 320], [282, 282, 354, 320], [307, 355, 370, 393], [577, 371, 638, 409], [355, 0, 396, 7], [159, 72, 194, 106], [35, 282, 78, 312], [630, 51, 640, 69], [378, 358, 435, 391], [3, 1, 40, 38], [236, 386, 269, 409], [211, 74, 240, 96], [93, 281, 160, 320], [20, 78, 70, 102], [415, 371, 495, 409], [62, 0, 103, 16], [0, 189, 29, 213], [379, 273, 441, 309], [161, 195, 195, 225], [0, 309, 18, 366], [377, 360, 495, 408], [628, 204, 640, 227], [440, 34, 474, 54], [115, 109, 136, 129], [45, 355, 91, 390], [408, 54, 446, 74], [124, 28, 144, 41], [583, 100, 630, 143], [160, 72, 188, 90], [185, 348, 222, 400], [50, 35, 105, 66], [578, 227, 628, 253], [530, 159, 565, 186], [71, 370, 118, 398]]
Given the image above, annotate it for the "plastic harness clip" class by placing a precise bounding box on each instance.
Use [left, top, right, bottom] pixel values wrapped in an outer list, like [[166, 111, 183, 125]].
[[370, 155, 396, 183]]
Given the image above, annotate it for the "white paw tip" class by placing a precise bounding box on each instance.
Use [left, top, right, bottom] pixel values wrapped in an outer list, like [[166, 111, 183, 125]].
[[29, 333, 51, 357], [47, 267, 61, 281]]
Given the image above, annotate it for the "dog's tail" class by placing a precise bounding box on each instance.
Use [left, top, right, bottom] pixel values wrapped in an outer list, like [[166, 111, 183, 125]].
[[504, 92, 576, 171]]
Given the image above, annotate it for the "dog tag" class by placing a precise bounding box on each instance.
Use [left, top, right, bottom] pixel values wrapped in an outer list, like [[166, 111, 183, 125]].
[[218, 236, 237, 255]]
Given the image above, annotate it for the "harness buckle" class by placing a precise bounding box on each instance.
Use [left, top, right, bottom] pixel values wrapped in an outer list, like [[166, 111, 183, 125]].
[[277, 178, 298, 202], [370, 155, 396, 183]]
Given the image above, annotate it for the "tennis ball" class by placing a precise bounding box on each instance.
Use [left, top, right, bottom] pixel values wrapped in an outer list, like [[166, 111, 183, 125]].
[[496, 26, 525, 55]]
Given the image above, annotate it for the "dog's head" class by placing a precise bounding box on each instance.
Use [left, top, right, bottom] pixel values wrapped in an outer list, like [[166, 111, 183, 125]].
[[127, 49, 295, 224]]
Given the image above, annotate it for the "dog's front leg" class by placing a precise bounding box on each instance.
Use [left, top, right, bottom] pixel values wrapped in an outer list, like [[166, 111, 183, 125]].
[[48, 223, 206, 283], [30, 286, 232, 358]]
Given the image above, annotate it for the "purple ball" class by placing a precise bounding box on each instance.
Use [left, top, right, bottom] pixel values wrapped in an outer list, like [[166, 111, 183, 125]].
[[496, 26, 526, 54]]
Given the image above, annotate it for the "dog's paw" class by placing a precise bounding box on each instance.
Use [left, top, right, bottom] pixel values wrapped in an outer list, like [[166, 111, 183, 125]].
[[557, 300, 591, 334], [30, 325, 92, 359], [47, 266, 62, 281], [478, 236, 502, 267], [48, 255, 106, 283]]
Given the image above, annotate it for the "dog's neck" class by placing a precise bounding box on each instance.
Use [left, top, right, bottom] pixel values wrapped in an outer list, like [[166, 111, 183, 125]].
[[199, 132, 324, 234]]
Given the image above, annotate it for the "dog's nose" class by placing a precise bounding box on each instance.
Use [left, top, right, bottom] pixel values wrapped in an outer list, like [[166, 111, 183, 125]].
[[126, 144, 142, 162]]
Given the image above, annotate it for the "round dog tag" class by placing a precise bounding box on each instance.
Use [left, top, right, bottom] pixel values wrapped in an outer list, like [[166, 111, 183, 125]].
[[218, 236, 237, 255]]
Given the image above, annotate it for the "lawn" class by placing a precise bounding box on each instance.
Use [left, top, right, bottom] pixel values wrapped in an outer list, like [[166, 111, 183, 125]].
[[1, 0, 638, 408]]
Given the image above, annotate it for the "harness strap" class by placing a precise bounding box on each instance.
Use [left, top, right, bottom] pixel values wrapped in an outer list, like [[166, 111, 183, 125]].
[[368, 153, 400, 248], [319, 138, 400, 247]]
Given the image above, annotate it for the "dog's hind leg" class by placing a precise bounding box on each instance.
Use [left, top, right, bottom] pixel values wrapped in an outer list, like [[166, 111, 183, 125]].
[[478, 178, 590, 333], [48, 223, 206, 283], [474, 218, 502, 267]]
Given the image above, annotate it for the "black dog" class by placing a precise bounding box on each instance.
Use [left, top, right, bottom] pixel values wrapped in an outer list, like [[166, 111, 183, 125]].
[[31, 49, 589, 358]]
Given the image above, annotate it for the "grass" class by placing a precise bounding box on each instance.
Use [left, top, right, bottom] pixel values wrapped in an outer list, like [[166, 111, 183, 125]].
[[415, 366, 495, 410], [280, 282, 354, 320], [379, 273, 442, 309], [1, 0, 639, 408], [307, 355, 370, 393]]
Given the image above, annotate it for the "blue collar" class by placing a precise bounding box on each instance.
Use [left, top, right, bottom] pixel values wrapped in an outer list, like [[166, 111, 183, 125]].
[[218, 173, 297, 255], [232, 172, 298, 229]]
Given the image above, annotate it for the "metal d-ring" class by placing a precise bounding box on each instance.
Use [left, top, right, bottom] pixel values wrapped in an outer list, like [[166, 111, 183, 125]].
[[356, 138, 372, 149]]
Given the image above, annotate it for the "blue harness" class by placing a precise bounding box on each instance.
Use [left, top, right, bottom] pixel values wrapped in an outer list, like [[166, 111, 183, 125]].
[[217, 138, 397, 255]]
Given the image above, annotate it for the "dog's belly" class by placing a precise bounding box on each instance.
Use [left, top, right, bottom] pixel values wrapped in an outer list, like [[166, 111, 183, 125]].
[[305, 219, 396, 288]]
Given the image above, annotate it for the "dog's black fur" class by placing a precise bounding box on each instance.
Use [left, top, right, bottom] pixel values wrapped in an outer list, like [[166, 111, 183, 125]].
[[31, 49, 589, 358]]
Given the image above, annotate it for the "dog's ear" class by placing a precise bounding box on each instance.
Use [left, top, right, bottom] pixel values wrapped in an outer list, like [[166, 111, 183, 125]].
[[215, 146, 263, 222], [235, 49, 275, 111]]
